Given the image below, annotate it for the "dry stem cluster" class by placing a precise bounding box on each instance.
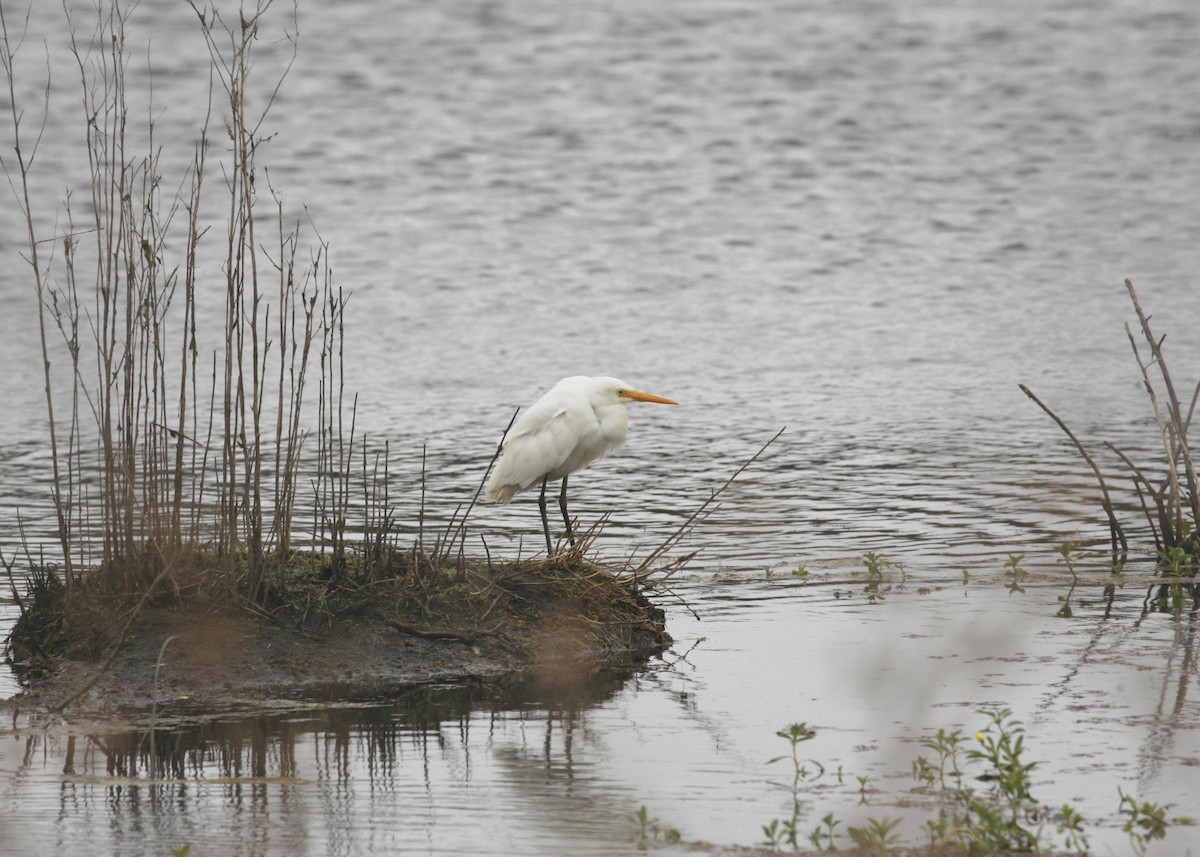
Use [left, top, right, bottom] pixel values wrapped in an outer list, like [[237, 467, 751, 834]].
[[0, 1, 385, 607], [1022, 280, 1200, 569]]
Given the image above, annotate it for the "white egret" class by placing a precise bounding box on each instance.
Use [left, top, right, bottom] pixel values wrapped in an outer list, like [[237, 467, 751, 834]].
[[485, 376, 678, 555]]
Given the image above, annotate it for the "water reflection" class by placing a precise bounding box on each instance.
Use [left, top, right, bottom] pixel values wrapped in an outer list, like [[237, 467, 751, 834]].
[[67, 673, 630, 781], [1142, 580, 1200, 616], [5, 670, 646, 857]]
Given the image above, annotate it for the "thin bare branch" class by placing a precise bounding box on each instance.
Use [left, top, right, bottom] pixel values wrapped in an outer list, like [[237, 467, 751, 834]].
[[631, 426, 786, 582], [1125, 279, 1200, 529], [1018, 384, 1127, 559]]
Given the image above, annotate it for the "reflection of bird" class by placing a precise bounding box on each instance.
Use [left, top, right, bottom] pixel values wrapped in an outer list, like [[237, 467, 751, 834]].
[[486, 376, 678, 555]]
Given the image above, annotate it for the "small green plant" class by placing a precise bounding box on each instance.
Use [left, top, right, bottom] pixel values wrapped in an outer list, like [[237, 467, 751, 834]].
[[634, 804, 651, 840], [1053, 541, 1096, 618], [846, 816, 902, 855], [1055, 802, 1090, 854], [1158, 544, 1196, 578], [792, 564, 809, 579], [807, 812, 841, 850], [762, 818, 784, 850], [1117, 789, 1193, 856], [633, 805, 681, 846], [863, 552, 888, 579], [911, 754, 938, 787], [1119, 791, 1166, 856], [856, 774, 872, 804], [917, 727, 964, 788], [1054, 540, 1094, 578], [1003, 553, 1027, 594], [922, 808, 954, 849], [763, 723, 823, 850], [858, 552, 905, 602], [960, 708, 1041, 851], [770, 722, 824, 784]]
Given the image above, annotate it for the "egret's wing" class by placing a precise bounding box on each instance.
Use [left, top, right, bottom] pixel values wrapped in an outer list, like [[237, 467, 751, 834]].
[[485, 405, 591, 503]]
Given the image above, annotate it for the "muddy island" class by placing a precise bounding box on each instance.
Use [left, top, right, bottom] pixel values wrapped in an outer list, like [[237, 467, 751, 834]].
[[5, 549, 671, 715]]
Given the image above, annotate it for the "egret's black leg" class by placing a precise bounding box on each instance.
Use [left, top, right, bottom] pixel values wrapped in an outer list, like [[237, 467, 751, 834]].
[[558, 475, 575, 546], [538, 476, 553, 555]]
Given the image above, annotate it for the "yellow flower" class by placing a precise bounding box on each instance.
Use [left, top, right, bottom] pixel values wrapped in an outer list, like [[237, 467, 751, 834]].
[[975, 731, 985, 742]]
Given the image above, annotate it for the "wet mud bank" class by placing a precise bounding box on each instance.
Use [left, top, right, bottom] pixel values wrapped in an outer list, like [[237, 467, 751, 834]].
[[5, 562, 671, 716]]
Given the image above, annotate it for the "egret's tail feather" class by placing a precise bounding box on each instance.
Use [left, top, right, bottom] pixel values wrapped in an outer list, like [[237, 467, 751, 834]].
[[485, 478, 520, 504]]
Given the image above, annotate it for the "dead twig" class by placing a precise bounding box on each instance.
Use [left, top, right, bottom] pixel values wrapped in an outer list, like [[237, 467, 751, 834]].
[[628, 426, 786, 583], [383, 617, 501, 644], [1106, 441, 1164, 551], [447, 407, 520, 567], [1018, 384, 1128, 560], [1124, 278, 1200, 538]]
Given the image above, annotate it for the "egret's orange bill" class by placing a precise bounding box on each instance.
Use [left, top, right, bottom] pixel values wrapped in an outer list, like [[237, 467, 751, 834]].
[[624, 389, 678, 405]]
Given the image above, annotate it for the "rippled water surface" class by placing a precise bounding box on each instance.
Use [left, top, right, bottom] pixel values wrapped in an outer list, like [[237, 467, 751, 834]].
[[1, 0, 1199, 854]]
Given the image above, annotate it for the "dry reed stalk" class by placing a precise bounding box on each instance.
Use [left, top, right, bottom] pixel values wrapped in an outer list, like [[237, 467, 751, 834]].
[[1123, 279, 1200, 540], [626, 426, 786, 585], [444, 408, 521, 569], [312, 284, 352, 576], [1022, 280, 1199, 564], [1018, 384, 1128, 560], [358, 438, 396, 581], [1, 1, 76, 586]]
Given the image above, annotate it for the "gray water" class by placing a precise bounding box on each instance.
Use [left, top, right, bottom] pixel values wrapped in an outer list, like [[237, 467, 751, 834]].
[[1, 0, 1199, 854]]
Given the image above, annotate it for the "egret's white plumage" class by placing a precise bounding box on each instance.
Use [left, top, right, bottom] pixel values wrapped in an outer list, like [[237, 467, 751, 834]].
[[486, 376, 677, 553]]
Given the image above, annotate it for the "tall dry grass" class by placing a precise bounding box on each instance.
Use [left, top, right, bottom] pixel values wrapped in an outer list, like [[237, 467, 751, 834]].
[[1, 0, 378, 606]]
